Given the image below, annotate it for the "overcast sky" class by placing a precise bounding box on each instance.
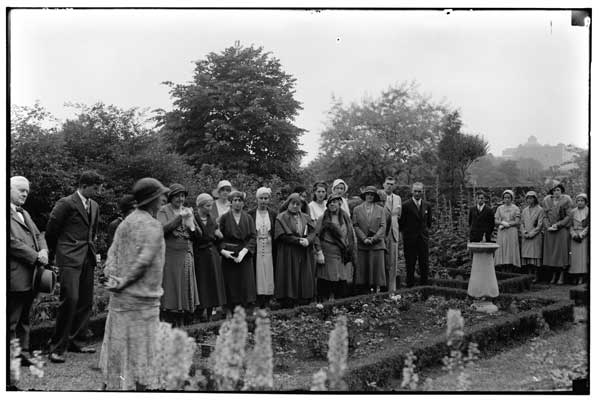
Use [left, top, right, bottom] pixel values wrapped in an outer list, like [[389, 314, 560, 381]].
[[10, 8, 590, 164]]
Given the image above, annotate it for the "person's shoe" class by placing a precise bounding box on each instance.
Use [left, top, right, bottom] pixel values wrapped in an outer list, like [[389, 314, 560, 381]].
[[19, 354, 33, 367], [49, 353, 66, 363], [557, 273, 565, 285], [68, 344, 96, 353]]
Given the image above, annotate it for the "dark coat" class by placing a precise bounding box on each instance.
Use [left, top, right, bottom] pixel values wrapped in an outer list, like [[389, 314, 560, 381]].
[[352, 202, 387, 251], [10, 207, 48, 292], [399, 198, 432, 241], [45, 192, 99, 268], [468, 204, 495, 242]]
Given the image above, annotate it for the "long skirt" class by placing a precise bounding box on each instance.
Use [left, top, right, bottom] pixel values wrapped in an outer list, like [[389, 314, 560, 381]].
[[221, 255, 257, 305], [543, 228, 570, 268], [494, 227, 521, 267], [521, 233, 543, 267], [275, 244, 315, 300], [255, 236, 275, 296], [569, 237, 589, 274], [355, 248, 386, 287], [317, 240, 347, 282], [99, 298, 160, 390], [161, 244, 200, 312], [194, 245, 227, 309]]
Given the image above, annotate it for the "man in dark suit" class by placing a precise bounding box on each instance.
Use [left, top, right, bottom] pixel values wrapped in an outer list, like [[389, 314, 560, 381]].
[[9, 176, 49, 366], [45, 171, 103, 363], [399, 182, 432, 287], [468, 191, 495, 242]]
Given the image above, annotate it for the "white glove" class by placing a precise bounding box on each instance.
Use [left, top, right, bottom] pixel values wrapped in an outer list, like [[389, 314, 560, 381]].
[[221, 250, 234, 259], [299, 238, 309, 247], [316, 250, 325, 264], [234, 248, 249, 263]]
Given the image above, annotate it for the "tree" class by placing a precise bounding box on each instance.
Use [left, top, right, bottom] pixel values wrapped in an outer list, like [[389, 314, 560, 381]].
[[437, 111, 488, 196], [158, 42, 306, 180], [308, 82, 448, 193]]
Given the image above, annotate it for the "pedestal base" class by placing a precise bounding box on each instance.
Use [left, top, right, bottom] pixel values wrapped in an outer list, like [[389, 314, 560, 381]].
[[471, 300, 499, 314]]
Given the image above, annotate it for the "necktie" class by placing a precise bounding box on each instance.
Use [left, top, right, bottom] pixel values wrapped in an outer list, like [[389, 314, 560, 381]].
[[16, 206, 24, 213], [15, 206, 25, 223]]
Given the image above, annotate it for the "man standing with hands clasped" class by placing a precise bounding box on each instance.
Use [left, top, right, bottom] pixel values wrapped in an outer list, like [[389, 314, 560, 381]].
[[399, 182, 432, 287], [382, 177, 402, 291], [45, 171, 103, 363], [9, 176, 49, 367], [468, 191, 495, 242]]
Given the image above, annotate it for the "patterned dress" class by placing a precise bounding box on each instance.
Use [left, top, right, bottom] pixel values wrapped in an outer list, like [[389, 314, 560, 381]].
[[255, 210, 275, 296], [99, 209, 165, 390], [157, 204, 200, 312], [494, 204, 521, 267], [520, 205, 544, 266], [569, 207, 589, 274]]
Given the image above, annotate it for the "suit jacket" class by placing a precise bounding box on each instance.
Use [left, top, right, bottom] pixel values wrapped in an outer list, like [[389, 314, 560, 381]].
[[352, 202, 387, 250], [468, 204, 495, 242], [399, 198, 432, 241], [383, 193, 402, 242], [10, 207, 48, 291], [45, 192, 99, 268]]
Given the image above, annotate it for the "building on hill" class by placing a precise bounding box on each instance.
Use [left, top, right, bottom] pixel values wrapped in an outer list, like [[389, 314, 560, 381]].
[[500, 136, 575, 170]]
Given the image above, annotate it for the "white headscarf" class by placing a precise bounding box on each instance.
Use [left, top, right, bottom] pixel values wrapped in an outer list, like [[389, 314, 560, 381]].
[[332, 179, 348, 195], [256, 187, 272, 198]]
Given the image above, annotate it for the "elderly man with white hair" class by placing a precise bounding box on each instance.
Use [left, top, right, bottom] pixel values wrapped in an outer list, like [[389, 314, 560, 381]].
[[399, 182, 432, 287], [9, 175, 49, 367]]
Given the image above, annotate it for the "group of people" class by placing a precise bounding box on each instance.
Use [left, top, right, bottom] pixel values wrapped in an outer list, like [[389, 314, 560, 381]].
[[468, 180, 589, 285], [9, 169, 588, 390]]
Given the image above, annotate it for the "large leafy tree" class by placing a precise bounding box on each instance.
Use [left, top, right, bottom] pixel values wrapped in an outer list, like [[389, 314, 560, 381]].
[[158, 42, 306, 180], [436, 110, 488, 195], [307, 82, 448, 193]]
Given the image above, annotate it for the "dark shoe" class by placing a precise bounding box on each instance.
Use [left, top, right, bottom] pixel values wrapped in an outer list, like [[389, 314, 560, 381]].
[[68, 344, 96, 353], [49, 353, 66, 363], [19, 354, 33, 367]]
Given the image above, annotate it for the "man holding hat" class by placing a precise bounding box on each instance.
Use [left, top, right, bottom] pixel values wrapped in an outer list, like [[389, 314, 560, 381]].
[[399, 182, 432, 287], [9, 176, 49, 367]]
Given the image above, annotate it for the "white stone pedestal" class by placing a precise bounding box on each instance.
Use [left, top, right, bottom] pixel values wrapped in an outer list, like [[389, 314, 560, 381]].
[[467, 242, 500, 314]]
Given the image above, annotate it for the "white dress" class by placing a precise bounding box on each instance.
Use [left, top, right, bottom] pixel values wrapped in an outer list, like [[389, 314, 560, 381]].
[[308, 200, 327, 221], [255, 210, 274, 295]]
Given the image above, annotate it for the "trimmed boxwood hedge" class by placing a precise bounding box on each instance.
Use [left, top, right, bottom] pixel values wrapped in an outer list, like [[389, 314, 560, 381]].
[[432, 268, 534, 294], [569, 285, 589, 306]]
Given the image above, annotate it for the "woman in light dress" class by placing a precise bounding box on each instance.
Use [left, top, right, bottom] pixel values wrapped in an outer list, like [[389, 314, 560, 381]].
[[210, 180, 232, 221], [569, 193, 589, 285], [248, 187, 278, 308], [494, 189, 521, 270], [520, 191, 544, 282], [308, 181, 328, 221]]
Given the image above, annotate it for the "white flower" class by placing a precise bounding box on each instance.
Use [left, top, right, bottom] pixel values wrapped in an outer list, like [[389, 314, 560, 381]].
[[390, 294, 402, 301], [362, 304, 369, 308], [316, 303, 324, 309], [354, 318, 364, 325]]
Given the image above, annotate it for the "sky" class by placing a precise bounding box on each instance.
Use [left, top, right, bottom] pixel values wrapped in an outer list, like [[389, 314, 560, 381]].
[[9, 8, 591, 165]]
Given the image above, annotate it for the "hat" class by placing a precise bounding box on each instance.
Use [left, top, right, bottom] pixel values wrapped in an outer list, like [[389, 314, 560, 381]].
[[33, 264, 57, 294], [117, 194, 136, 214], [228, 190, 246, 202], [326, 194, 343, 206], [360, 186, 381, 202], [332, 179, 348, 194], [132, 177, 170, 207], [167, 183, 188, 201], [256, 187, 272, 198], [524, 190, 538, 202], [196, 193, 213, 207], [282, 193, 304, 210], [502, 189, 515, 200], [575, 193, 588, 202], [546, 179, 565, 194]]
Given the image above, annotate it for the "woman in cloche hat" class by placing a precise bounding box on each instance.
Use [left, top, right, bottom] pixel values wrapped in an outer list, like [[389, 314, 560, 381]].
[[541, 180, 573, 284], [100, 177, 170, 390], [569, 193, 589, 285], [520, 190, 544, 281], [494, 189, 521, 271], [352, 186, 387, 294]]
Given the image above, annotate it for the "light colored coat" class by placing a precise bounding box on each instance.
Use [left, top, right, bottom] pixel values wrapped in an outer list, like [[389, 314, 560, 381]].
[[10, 207, 47, 292]]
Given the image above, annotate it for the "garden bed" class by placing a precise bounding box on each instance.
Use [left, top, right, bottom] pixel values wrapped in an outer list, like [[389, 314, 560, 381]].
[[184, 286, 573, 391], [569, 284, 589, 306], [432, 268, 534, 294]]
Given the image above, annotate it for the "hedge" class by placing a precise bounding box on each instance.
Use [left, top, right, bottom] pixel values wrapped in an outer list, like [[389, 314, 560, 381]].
[[432, 268, 534, 294], [569, 285, 589, 306]]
